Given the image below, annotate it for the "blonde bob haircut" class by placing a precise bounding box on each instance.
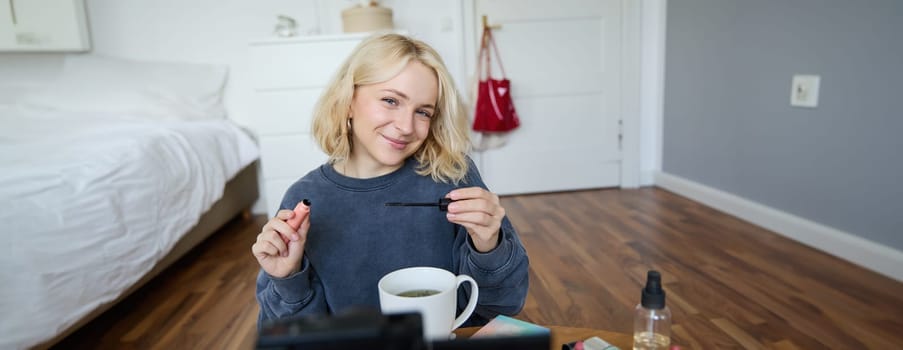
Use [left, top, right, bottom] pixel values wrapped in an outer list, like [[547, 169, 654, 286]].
[[311, 33, 471, 184]]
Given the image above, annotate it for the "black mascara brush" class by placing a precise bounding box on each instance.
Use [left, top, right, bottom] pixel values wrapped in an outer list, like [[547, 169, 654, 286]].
[[385, 198, 456, 211]]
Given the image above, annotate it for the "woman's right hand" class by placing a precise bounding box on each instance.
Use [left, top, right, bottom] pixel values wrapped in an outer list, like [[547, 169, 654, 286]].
[[251, 203, 310, 278]]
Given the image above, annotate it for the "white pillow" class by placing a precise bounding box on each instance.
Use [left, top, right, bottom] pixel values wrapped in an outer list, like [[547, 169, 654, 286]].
[[0, 84, 39, 106], [20, 54, 228, 120]]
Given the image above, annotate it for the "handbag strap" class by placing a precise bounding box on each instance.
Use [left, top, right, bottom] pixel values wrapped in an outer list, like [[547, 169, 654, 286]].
[[477, 28, 508, 79]]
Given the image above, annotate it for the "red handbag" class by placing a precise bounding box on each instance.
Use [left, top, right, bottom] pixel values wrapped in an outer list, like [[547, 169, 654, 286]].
[[472, 28, 520, 133]]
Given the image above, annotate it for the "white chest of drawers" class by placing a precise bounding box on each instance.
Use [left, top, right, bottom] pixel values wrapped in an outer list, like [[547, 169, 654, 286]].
[[249, 34, 368, 216]]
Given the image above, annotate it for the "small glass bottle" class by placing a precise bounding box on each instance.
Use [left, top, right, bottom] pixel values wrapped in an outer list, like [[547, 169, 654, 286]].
[[633, 270, 671, 350]]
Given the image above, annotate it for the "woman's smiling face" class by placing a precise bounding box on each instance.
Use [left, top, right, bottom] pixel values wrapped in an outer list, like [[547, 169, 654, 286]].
[[346, 60, 438, 177]]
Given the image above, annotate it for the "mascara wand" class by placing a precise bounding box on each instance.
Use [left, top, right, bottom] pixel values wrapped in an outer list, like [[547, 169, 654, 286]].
[[385, 198, 456, 211]]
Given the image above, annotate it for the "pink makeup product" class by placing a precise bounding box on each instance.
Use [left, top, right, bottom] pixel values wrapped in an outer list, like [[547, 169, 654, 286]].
[[286, 199, 310, 231]]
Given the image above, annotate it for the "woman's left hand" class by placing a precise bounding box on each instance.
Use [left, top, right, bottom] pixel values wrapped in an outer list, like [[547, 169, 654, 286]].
[[445, 187, 505, 253]]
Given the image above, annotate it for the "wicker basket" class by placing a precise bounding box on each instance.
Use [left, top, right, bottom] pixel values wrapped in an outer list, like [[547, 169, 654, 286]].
[[341, 4, 393, 33]]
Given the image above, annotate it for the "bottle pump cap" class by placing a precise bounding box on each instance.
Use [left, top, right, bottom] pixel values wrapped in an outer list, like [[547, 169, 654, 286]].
[[641, 270, 666, 309]]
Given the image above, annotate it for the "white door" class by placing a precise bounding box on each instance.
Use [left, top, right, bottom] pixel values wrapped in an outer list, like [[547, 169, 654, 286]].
[[472, 0, 622, 195]]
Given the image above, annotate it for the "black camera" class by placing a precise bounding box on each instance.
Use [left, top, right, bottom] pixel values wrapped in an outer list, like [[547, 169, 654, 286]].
[[257, 308, 425, 350], [256, 308, 549, 350]]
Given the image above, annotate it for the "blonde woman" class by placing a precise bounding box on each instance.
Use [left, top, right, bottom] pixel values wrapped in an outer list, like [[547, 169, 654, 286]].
[[252, 33, 529, 327]]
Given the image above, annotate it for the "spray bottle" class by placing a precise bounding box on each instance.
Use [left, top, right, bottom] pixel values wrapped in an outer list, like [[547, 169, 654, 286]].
[[633, 270, 671, 350]]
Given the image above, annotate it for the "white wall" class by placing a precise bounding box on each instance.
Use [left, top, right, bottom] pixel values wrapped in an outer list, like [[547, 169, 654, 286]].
[[0, 0, 468, 213], [639, 0, 665, 186], [0, 0, 467, 128], [1, 0, 663, 211]]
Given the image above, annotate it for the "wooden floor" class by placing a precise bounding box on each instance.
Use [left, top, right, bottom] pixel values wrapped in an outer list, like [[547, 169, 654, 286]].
[[55, 188, 903, 349]]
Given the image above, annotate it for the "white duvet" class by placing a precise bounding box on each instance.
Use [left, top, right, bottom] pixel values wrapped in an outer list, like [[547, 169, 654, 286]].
[[0, 106, 258, 349]]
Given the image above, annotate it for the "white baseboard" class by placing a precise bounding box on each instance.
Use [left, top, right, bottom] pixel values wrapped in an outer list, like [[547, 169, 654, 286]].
[[654, 171, 903, 282], [251, 199, 267, 215]]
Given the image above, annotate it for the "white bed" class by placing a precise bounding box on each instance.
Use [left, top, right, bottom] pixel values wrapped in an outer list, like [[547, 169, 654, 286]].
[[0, 55, 260, 349]]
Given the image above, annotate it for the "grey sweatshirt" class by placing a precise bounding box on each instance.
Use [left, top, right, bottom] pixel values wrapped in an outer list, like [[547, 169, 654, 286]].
[[255, 157, 529, 327]]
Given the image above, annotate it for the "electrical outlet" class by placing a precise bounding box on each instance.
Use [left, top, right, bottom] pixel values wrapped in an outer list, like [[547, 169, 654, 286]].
[[791, 74, 820, 108]]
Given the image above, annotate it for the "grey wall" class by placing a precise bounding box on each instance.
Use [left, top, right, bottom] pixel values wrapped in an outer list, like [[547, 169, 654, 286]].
[[663, 0, 903, 251]]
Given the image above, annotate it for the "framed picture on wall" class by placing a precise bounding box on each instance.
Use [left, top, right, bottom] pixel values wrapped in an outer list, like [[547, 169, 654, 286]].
[[0, 0, 91, 52]]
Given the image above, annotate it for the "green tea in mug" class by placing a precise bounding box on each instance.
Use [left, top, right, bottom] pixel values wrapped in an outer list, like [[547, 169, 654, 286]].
[[396, 289, 440, 297]]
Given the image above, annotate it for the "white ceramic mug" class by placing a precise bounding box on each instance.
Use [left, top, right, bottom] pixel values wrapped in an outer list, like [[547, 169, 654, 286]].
[[378, 266, 479, 340]]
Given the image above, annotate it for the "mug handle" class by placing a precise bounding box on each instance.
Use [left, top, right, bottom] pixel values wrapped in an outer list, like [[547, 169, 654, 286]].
[[451, 274, 479, 331]]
